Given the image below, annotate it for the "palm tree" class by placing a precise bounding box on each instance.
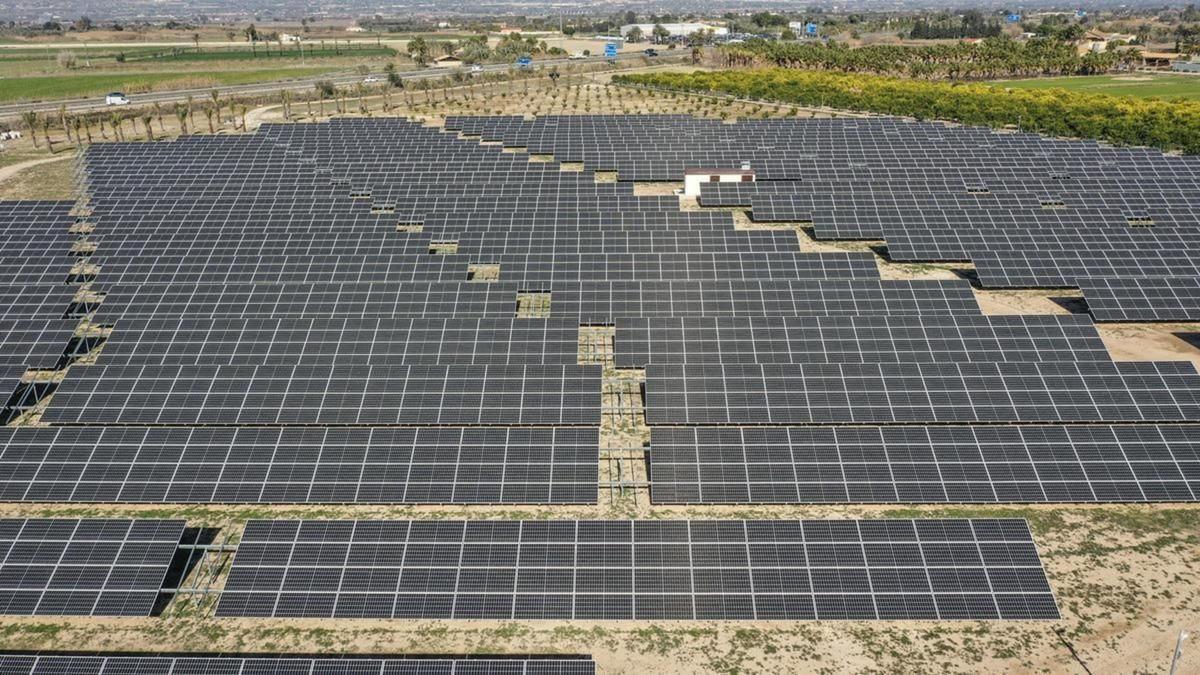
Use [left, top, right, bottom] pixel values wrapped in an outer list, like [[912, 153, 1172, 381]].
[[40, 117, 53, 153], [204, 107, 215, 134], [110, 113, 123, 141], [407, 37, 430, 66], [354, 83, 367, 114], [81, 117, 92, 144], [210, 89, 221, 128], [70, 117, 82, 148], [20, 112, 39, 148], [142, 114, 154, 141], [185, 95, 195, 128], [153, 102, 164, 132], [238, 105, 248, 131], [175, 104, 188, 135]]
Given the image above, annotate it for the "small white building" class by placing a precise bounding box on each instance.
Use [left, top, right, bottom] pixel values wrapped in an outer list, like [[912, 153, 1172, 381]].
[[683, 167, 754, 197], [620, 23, 728, 39]]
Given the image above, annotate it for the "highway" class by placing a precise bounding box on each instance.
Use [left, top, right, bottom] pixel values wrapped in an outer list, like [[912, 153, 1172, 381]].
[[0, 52, 666, 119]]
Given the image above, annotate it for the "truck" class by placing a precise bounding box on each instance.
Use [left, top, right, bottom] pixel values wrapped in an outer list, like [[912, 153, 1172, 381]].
[[105, 92, 130, 106]]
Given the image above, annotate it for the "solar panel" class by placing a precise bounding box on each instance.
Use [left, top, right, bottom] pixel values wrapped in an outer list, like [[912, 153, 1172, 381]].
[[42, 364, 602, 426], [644, 361, 1200, 425], [649, 425, 1199, 504], [0, 427, 598, 504], [1080, 276, 1200, 322], [614, 315, 1111, 367], [0, 655, 598, 675], [216, 518, 1058, 620], [0, 518, 184, 616], [98, 317, 581, 366]]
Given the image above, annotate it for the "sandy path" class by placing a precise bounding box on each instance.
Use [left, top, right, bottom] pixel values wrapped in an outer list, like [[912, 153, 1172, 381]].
[[0, 154, 71, 183]]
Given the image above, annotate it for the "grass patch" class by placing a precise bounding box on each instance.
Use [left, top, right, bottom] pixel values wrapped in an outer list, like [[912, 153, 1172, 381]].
[[0, 66, 341, 102], [995, 73, 1200, 100]]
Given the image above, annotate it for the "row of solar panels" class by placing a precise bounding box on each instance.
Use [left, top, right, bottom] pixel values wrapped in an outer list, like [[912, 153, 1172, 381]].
[[0, 313, 1120, 372], [0, 517, 1057, 621], [0, 424, 1192, 504]]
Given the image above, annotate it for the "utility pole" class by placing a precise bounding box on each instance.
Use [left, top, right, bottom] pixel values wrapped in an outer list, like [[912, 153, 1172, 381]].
[[1170, 630, 1190, 675]]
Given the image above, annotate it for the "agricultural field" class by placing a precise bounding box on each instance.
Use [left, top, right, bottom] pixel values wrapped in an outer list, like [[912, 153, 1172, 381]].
[[0, 67, 345, 102], [0, 42, 398, 102], [994, 72, 1200, 100]]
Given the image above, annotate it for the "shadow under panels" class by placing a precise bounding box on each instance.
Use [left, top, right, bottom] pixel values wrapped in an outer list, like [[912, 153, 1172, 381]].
[[214, 518, 1058, 621], [0, 655, 597, 675]]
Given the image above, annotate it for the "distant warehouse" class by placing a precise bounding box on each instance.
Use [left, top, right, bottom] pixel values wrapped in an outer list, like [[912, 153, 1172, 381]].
[[620, 23, 729, 38]]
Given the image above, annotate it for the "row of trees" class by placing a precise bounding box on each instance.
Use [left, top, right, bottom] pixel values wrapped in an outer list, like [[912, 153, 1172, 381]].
[[15, 92, 251, 153], [615, 68, 1200, 154], [404, 33, 564, 66], [721, 37, 1140, 79], [909, 11, 1002, 39]]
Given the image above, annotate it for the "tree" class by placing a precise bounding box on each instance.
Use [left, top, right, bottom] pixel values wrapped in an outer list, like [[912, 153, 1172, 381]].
[[407, 36, 430, 65], [781, 28, 797, 41], [174, 104, 188, 135], [109, 113, 123, 141], [192, 33, 200, 50], [210, 89, 221, 128], [384, 62, 404, 88], [142, 114, 154, 141], [56, 51, 77, 69], [74, 16, 93, 31], [652, 23, 671, 44], [21, 112, 39, 148], [244, 23, 258, 43], [626, 26, 644, 43], [40, 117, 53, 153]]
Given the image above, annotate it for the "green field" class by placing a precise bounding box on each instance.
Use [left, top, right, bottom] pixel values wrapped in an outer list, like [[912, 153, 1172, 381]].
[[995, 73, 1200, 100], [0, 66, 341, 102], [125, 46, 395, 63]]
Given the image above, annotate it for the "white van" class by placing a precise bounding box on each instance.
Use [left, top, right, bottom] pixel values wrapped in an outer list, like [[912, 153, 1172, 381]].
[[105, 92, 130, 106]]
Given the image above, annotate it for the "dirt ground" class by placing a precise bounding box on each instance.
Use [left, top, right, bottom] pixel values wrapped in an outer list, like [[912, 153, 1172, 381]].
[[0, 89, 1197, 675]]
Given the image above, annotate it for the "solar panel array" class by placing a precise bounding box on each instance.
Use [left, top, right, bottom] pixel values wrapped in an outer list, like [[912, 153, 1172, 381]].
[[650, 425, 1199, 503], [449, 115, 1200, 319], [15, 113, 1200, 631], [216, 518, 1058, 620], [0, 518, 184, 616], [0, 655, 597, 675]]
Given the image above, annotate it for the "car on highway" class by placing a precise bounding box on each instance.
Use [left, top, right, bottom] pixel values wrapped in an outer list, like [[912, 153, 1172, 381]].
[[105, 92, 131, 106], [569, 52, 586, 60], [470, 64, 484, 74], [643, 48, 659, 57], [362, 76, 380, 84], [515, 56, 533, 68]]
